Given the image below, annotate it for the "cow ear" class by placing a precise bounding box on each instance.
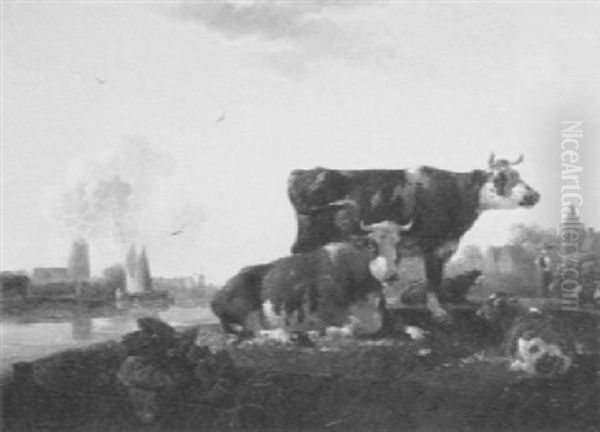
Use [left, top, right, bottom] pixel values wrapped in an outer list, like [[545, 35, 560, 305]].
[[510, 154, 524, 166]]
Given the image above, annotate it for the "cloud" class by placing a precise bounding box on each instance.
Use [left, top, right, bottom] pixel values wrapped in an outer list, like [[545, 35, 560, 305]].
[[50, 136, 205, 246], [172, 1, 393, 73], [175, 1, 333, 41]]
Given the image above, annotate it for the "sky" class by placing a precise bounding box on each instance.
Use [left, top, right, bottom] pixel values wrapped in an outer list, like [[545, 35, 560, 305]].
[[2, 1, 599, 284]]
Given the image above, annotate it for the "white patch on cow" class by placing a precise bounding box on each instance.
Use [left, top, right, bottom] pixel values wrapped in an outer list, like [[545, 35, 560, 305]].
[[260, 295, 322, 336], [324, 242, 344, 261], [404, 325, 428, 341], [325, 316, 360, 338], [510, 337, 572, 376], [258, 328, 291, 343], [478, 181, 529, 211], [369, 256, 389, 282], [262, 300, 283, 328]]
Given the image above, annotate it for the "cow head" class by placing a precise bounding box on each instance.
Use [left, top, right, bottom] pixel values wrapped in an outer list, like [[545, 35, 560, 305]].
[[511, 335, 573, 377], [479, 153, 540, 210], [360, 219, 413, 285]]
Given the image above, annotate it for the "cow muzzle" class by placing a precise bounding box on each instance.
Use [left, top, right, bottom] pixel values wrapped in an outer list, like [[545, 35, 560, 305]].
[[520, 187, 540, 207], [369, 257, 399, 284]]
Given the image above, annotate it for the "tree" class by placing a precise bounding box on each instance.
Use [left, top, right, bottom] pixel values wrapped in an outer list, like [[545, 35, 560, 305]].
[[102, 264, 126, 293], [509, 223, 558, 251]]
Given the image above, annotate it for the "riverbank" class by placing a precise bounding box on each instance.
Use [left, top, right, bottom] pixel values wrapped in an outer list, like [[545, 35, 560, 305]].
[[2, 310, 598, 431], [0, 304, 217, 374]]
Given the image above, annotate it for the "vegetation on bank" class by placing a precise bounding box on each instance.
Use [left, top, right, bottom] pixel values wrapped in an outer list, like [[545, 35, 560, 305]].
[[1, 311, 598, 432]]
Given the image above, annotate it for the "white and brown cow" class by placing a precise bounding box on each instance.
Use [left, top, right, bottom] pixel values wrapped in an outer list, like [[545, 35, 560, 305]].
[[212, 220, 414, 342]]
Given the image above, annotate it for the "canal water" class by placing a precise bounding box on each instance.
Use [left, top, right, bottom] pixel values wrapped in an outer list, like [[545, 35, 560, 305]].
[[0, 305, 217, 374]]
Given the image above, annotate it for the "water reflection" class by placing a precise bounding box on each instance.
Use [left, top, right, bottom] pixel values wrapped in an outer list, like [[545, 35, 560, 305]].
[[71, 313, 92, 341], [0, 304, 217, 373]]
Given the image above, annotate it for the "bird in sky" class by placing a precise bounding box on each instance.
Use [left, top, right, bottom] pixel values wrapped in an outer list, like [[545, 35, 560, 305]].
[[77, 72, 107, 85], [215, 112, 226, 124], [170, 228, 184, 236]]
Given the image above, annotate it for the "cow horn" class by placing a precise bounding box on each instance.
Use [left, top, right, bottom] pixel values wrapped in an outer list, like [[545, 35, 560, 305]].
[[488, 152, 496, 168], [306, 199, 357, 214], [328, 199, 358, 209], [510, 154, 524, 166], [398, 219, 414, 232]]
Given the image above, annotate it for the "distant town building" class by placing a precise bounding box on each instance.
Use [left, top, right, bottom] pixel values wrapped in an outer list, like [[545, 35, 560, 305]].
[[68, 237, 90, 281], [0, 271, 30, 299], [124, 244, 153, 293], [153, 276, 199, 291], [32, 267, 69, 283]]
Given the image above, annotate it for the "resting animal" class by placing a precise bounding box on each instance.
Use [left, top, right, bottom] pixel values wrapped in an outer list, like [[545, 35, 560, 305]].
[[476, 292, 577, 376], [212, 220, 417, 341]]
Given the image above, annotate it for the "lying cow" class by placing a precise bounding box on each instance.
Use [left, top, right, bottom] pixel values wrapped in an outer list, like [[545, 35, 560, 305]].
[[476, 293, 576, 377], [212, 220, 414, 341]]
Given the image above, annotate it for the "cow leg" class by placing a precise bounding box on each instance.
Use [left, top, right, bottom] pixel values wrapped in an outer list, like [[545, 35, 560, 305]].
[[243, 311, 264, 337], [347, 292, 385, 336], [292, 214, 315, 253], [424, 252, 449, 321], [292, 211, 338, 253]]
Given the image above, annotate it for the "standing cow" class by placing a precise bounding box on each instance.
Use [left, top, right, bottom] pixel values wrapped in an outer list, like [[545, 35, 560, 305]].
[[288, 153, 540, 320], [212, 219, 412, 341]]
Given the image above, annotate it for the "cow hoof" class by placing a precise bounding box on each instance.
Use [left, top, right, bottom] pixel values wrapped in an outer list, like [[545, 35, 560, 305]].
[[426, 294, 451, 322]]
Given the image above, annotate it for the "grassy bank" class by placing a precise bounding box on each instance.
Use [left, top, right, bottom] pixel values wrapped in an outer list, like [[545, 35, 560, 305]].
[[1, 311, 598, 432]]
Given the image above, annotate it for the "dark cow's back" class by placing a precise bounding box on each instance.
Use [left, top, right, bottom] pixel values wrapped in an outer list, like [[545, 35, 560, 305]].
[[288, 167, 486, 254], [288, 168, 349, 214]]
